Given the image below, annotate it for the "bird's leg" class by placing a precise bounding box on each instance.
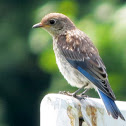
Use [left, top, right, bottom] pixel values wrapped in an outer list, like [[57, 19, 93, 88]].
[[80, 88, 88, 98], [59, 84, 89, 100], [59, 87, 84, 97], [59, 86, 85, 96], [73, 82, 89, 97], [72, 85, 86, 97]]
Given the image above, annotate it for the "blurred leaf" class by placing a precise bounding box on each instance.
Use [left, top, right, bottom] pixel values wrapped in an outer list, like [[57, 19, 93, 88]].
[[108, 73, 126, 100], [33, 1, 58, 22], [77, 17, 98, 45], [29, 29, 51, 54], [46, 73, 77, 93], [38, 47, 58, 73], [58, 0, 78, 18], [94, 2, 116, 23]]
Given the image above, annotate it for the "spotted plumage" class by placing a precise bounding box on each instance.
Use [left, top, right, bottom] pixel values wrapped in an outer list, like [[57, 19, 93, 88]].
[[33, 13, 125, 120], [55, 29, 116, 101]]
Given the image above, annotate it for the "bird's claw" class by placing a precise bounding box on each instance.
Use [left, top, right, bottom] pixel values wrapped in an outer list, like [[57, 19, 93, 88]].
[[59, 91, 87, 100], [80, 94, 88, 98], [59, 91, 76, 96], [59, 91, 71, 95], [80, 92, 88, 98]]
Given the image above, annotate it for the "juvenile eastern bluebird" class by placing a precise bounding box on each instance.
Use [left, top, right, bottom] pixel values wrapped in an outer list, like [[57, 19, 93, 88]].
[[33, 13, 125, 120]]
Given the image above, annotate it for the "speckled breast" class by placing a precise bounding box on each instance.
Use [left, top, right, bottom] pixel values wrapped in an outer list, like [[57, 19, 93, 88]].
[[53, 38, 91, 88]]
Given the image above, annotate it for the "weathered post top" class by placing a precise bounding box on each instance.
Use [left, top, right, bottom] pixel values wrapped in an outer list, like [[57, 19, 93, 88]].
[[40, 94, 126, 126]]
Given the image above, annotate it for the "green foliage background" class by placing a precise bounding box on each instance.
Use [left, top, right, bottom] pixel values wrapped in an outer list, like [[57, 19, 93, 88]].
[[0, 0, 126, 126]]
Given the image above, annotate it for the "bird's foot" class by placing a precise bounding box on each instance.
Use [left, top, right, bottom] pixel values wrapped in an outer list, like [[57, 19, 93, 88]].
[[73, 93, 88, 100], [79, 88, 88, 98], [59, 91, 71, 95], [59, 90, 77, 97], [80, 94, 88, 98], [72, 88, 88, 100], [59, 86, 89, 100], [59, 91, 87, 100], [74, 95, 86, 100]]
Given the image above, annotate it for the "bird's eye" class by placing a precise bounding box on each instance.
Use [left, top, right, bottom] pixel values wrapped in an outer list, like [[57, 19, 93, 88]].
[[49, 19, 56, 25]]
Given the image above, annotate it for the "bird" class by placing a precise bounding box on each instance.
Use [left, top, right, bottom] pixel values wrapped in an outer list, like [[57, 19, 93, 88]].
[[32, 13, 125, 120]]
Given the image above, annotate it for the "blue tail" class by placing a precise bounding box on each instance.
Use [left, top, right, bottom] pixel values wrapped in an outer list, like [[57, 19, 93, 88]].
[[98, 89, 125, 121]]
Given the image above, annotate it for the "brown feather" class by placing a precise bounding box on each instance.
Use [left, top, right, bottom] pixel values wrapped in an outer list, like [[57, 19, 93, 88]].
[[57, 29, 116, 100]]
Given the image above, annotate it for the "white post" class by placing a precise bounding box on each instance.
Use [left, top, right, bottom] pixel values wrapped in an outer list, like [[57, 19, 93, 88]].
[[40, 94, 126, 126]]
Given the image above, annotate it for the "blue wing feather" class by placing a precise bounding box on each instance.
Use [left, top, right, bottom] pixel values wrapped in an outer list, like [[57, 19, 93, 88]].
[[67, 59, 110, 97], [57, 33, 125, 120], [68, 59, 125, 120]]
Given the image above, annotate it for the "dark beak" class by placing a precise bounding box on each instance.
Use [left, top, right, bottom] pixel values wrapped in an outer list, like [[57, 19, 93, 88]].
[[32, 22, 43, 28]]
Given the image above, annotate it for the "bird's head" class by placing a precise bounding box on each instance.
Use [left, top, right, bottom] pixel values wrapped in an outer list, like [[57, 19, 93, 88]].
[[32, 13, 76, 36]]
